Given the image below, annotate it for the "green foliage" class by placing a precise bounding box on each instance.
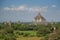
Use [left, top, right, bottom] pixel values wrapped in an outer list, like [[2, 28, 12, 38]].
[[0, 22, 60, 40], [4, 35, 16, 40], [23, 33, 30, 37], [0, 33, 16, 40], [37, 24, 52, 37]]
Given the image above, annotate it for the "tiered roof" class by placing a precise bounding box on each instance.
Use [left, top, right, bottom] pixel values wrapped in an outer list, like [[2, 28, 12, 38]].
[[34, 12, 46, 20]]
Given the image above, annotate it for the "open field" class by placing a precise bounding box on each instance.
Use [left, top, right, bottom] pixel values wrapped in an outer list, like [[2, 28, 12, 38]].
[[16, 37, 42, 40], [14, 30, 37, 36], [14, 31, 42, 40]]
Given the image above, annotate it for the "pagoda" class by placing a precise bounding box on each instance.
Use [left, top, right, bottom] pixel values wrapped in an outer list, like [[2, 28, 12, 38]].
[[34, 12, 46, 24]]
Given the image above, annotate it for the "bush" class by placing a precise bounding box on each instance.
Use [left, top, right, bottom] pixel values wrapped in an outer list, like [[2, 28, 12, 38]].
[[20, 32, 24, 35], [37, 28, 50, 37], [16, 32, 24, 35], [23, 33, 30, 37], [5, 37, 16, 40]]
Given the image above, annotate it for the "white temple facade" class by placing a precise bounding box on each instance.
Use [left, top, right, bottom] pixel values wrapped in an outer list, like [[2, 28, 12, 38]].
[[33, 12, 47, 25]]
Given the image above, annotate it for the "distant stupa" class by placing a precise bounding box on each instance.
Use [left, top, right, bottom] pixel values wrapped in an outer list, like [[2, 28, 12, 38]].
[[33, 12, 46, 24]]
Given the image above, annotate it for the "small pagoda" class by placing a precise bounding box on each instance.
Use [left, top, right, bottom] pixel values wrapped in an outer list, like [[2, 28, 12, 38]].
[[34, 12, 46, 24]]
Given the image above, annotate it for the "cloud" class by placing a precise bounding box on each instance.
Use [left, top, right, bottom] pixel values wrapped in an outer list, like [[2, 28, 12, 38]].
[[4, 7, 10, 11], [3, 5, 26, 11], [52, 5, 56, 7], [28, 7, 41, 12], [41, 6, 48, 12], [3, 5, 48, 12], [16, 5, 26, 11]]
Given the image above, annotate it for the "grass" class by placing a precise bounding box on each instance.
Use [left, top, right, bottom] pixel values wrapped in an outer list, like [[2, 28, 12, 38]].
[[14, 30, 41, 40], [14, 30, 37, 36], [20, 31, 37, 35], [16, 37, 42, 40]]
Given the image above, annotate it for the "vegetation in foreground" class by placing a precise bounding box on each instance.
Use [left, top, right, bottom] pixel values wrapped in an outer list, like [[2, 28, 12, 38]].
[[0, 22, 60, 40]]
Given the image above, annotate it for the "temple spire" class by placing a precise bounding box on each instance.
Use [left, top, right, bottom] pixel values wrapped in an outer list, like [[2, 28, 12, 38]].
[[33, 12, 46, 24]]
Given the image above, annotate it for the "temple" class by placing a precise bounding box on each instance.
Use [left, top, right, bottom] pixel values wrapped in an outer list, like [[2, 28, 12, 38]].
[[33, 12, 47, 25]]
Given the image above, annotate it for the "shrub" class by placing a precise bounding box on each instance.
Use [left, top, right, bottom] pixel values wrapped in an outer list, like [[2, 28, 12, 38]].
[[20, 32, 24, 35], [23, 33, 30, 37]]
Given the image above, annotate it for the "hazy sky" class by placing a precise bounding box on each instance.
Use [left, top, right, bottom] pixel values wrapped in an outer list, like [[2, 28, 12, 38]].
[[0, 0, 60, 22]]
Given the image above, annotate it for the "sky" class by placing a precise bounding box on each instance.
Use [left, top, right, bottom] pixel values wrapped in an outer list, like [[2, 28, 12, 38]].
[[0, 0, 60, 22]]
